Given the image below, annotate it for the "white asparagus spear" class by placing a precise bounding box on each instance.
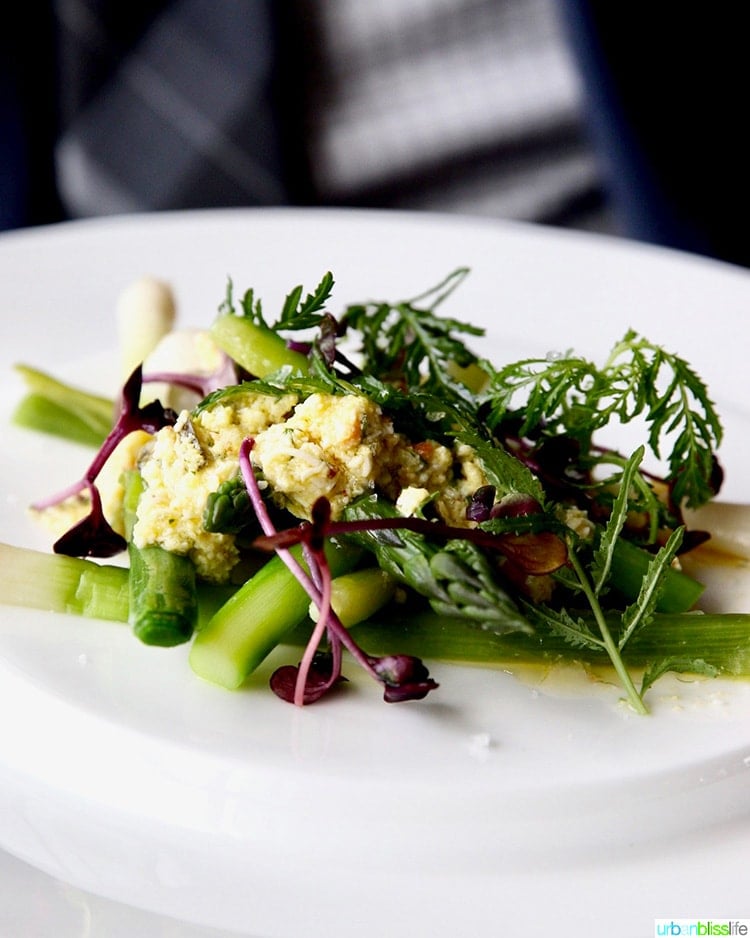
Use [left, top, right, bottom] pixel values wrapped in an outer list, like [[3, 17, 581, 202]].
[[116, 276, 177, 380]]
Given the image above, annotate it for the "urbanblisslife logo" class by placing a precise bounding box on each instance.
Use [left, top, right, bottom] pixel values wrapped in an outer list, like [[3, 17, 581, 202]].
[[655, 922, 750, 936]]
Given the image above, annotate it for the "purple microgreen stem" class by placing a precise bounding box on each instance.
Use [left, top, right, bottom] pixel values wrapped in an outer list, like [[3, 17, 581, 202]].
[[254, 509, 566, 577], [294, 537, 334, 706], [142, 351, 237, 399], [238, 438, 439, 705], [35, 367, 177, 557]]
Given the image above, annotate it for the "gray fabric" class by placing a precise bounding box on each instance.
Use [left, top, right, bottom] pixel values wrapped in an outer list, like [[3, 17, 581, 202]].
[[54, 0, 285, 216], [52, 0, 605, 228]]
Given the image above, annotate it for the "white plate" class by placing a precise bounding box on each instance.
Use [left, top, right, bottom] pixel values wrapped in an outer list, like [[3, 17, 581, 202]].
[[1, 208, 750, 938]]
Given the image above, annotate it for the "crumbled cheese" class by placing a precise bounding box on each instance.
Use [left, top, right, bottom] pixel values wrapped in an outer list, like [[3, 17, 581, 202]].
[[434, 443, 489, 527], [396, 486, 431, 517], [559, 505, 594, 541], [132, 386, 490, 582], [133, 390, 297, 582], [251, 392, 392, 518]]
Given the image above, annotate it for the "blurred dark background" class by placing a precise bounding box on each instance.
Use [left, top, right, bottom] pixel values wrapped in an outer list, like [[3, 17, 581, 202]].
[[2, 1, 748, 268]]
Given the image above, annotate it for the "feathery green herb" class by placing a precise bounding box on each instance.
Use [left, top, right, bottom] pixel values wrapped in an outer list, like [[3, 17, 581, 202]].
[[481, 329, 722, 509], [340, 267, 482, 391]]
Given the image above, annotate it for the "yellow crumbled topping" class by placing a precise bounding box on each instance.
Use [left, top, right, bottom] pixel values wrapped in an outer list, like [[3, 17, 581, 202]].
[[559, 505, 594, 542], [132, 388, 488, 583], [395, 486, 432, 517], [252, 392, 395, 519], [133, 391, 296, 582]]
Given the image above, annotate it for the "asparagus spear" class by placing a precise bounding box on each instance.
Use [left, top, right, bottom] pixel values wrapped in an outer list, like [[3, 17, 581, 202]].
[[309, 567, 397, 628], [0, 542, 129, 620], [343, 493, 704, 624], [210, 312, 308, 378], [189, 540, 361, 689], [609, 537, 704, 613], [123, 470, 200, 647], [339, 608, 750, 678], [126, 543, 198, 646], [12, 364, 114, 446], [342, 494, 536, 634], [0, 542, 231, 626], [1, 541, 749, 682]]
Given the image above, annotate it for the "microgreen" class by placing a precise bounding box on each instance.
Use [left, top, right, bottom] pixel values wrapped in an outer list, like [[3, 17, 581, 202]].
[[639, 657, 719, 697], [34, 366, 177, 558], [238, 439, 439, 705], [141, 352, 237, 400], [275, 271, 335, 331]]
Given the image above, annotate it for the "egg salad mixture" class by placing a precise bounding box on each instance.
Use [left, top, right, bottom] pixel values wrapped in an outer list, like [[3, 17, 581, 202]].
[[134, 388, 484, 584], [12, 268, 748, 712]]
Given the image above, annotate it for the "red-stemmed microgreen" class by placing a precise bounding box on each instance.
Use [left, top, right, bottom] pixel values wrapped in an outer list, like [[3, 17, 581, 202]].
[[142, 349, 238, 399], [238, 438, 439, 705], [34, 366, 177, 557]]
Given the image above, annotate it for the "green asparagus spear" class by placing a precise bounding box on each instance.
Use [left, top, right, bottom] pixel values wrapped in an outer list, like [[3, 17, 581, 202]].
[[609, 537, 704, 612], [210, 313, 308, 378], [127, 543, 198, 646], [123, 470, 199, 647], [12, 364, 114, 446], [342, 494, 534, 634], [0, 542, 129, 620], [0, 542, 231, 626], [339, 608, 750, 678], [2, 541, 749, 682], [310, 567, 398, 628], [189, 540, 361, 689]]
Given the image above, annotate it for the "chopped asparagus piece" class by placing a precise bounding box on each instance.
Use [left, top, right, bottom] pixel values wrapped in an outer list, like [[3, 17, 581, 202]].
[[309, 567, 397, 627], [127, 542, 198, 646], [190, 541, 360, 689], [0, 542, 128, 620], [12, 364, 114, 445], [210, 314, 308, 378]]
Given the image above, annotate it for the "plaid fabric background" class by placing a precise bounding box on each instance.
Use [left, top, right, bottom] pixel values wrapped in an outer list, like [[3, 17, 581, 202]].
[[294, 0, 601, 225], [45, 0, 606, 229], [53, 0, 287, 215]]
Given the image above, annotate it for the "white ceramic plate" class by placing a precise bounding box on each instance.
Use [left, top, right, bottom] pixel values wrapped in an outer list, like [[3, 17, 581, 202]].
[[1, 209, 750, 938]]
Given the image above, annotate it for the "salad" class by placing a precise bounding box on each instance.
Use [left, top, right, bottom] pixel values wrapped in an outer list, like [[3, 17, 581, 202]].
[[4, 268, 750, 714]]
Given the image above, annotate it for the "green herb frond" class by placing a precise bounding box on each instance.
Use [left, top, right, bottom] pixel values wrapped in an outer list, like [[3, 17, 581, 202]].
[[340, 267, 484, 392], [618, 526, 684, 651], [274, 271, 335, 331], [639, 657, 720, 696], [591, 446, 645, 594], [481, 330, 722, 509]]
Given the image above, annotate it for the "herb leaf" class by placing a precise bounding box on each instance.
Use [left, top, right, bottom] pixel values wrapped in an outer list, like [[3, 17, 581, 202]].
[[640, 657, 719, 696], [341, 267, 484, 392], [525, 603, 603, 651], [275, 271, 335, 330], [591, 445, 645, 595], [618, 526, 684, 651], [482, 330, 723, 508]]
